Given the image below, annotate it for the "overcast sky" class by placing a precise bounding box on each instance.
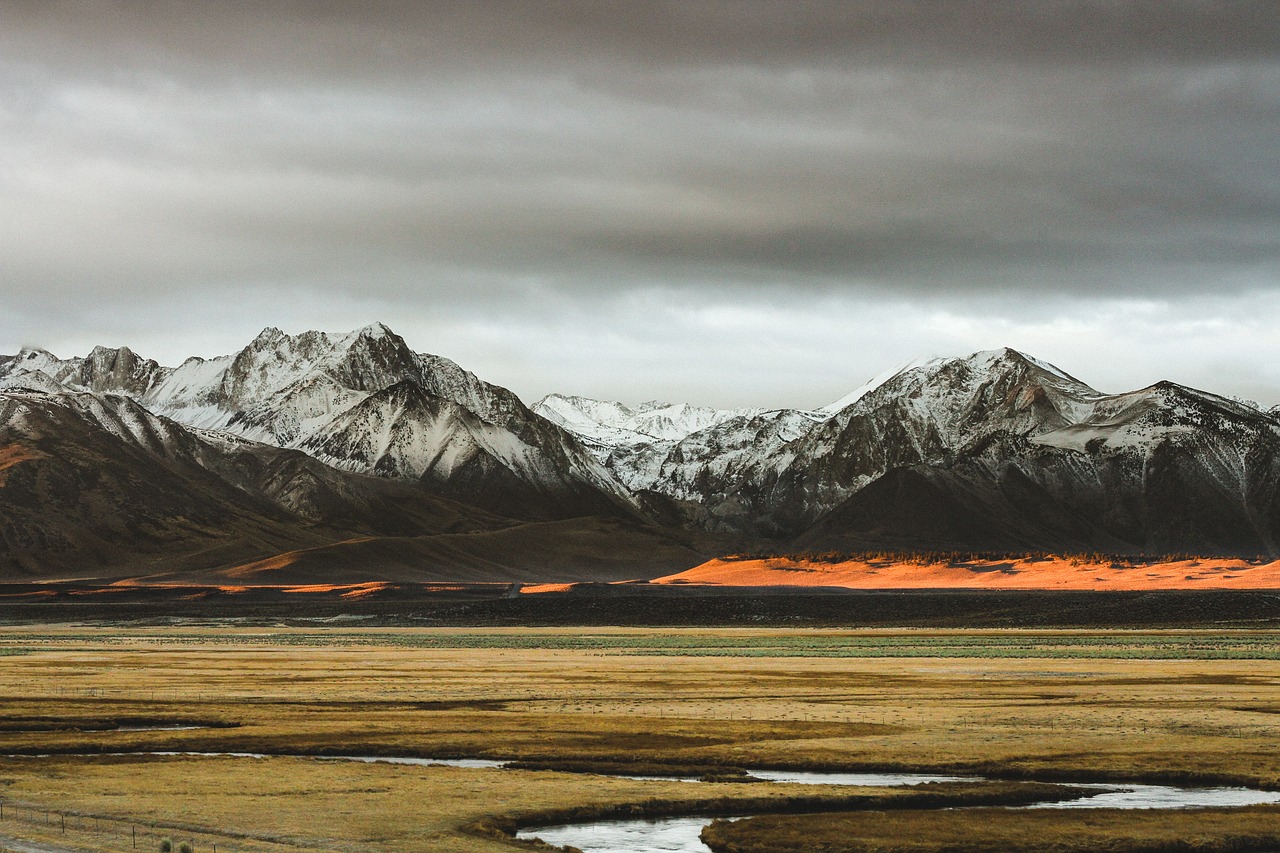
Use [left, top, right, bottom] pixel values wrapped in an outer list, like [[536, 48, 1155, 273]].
[[3, 1, 1279, 408]]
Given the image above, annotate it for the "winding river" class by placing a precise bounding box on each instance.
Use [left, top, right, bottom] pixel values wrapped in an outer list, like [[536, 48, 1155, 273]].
[[514, 772, 1280, 853], [6, 752, 1279, 853]]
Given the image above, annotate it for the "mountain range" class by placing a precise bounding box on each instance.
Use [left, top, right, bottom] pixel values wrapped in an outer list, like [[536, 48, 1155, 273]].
[[2, 324, 1278, 582]]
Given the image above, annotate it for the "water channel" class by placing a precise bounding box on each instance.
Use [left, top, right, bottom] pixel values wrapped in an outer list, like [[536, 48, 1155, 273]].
[[6, 752, 1278, 853], [515, 772, 1280, 853]]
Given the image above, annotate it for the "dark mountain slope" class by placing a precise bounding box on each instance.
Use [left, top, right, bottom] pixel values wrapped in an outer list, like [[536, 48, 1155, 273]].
[[0, 391, 700, 581]]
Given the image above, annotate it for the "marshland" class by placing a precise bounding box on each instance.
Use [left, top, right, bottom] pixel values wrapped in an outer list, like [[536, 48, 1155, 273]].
[[1, 627, 1279, 853]]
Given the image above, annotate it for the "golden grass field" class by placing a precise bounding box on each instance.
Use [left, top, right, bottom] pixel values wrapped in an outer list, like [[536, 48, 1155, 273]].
[[0, 627, 1279, 853]]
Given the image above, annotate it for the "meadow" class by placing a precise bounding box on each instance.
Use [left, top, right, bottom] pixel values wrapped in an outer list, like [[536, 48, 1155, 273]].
[[0, 627, 1278, 852], [700, 805, 1280, 853]]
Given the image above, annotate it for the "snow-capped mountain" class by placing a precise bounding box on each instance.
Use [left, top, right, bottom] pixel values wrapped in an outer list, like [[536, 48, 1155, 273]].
[[813, 354, 941, 417], [557, 347, 1280, 553], [533, 394, 767, 454], [3, 331, 1279, 571], [0, 324, 634, 521], [0, 387, 699, 580], [778, 347, 1279, 523], [795, 371, 1280, 555], [605, 408, 820, 500], [533, 355, 1017, 515], [532, 395, 830, 502], [618, 347, 1113, 516]]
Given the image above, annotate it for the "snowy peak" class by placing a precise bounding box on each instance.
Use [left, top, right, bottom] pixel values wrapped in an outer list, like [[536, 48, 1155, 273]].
[[144, 324, 488, 437], [10, 346, 60, 372], [0, 325, 634, 522], [1031, 378, 1280, 453], [4, 333, 1280, 557], [896, 348, 1099, 399], [835, 347, 1105, 440], [0, 344, 170, 400], [353, 321, 394, 339], [219, 325, 412, 408], [80, 345, 165, 396], [588, 344, 1279, 541], [817, 355, 943, 416], [537, 394, 636, 428], [633, 401, 765, 442], [533, 393, 762, 449], [816, 349, 1097, 420], [249, 326, 286, 346], [533, 394, 648, 450], [314, 325, 423, 393], [534, 348, 1119, 525]]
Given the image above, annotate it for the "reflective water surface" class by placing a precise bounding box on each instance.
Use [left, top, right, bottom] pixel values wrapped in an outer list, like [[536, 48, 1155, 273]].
[[749, 770, 971, 786], [113, 725, 209, 732], [518, 775, 1280, 853], [1029, 782, 1280, 810], [317, 755, 507, 769], [523, 816, 720, 853]]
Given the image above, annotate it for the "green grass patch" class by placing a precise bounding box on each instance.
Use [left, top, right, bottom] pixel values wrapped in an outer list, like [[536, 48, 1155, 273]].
[[8, 630, 1280, 658]]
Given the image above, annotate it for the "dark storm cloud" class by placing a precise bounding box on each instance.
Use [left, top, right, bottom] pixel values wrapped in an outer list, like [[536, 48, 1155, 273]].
[[1, 2, 1278, 404], [10, 2, 1280, 73]]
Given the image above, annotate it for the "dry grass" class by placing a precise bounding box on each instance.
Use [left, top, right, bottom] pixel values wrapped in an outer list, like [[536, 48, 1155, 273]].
[[0, 627, 1277, 851], [701, 805, 1280, 853], [1, 753, 770, 853]]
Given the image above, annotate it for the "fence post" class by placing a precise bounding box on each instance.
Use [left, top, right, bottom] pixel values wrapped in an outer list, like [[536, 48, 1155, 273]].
[[61, 812, 65, 833], [134, 825, 137, 848]]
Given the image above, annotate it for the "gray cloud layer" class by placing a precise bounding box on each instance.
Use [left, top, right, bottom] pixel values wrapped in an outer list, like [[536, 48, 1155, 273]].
[[2, 2, 1278, 406]]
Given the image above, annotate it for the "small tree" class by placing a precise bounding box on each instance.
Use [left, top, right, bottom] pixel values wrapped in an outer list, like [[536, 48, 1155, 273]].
[[159, 839, 173, 853], [178, 842, 194, 853]]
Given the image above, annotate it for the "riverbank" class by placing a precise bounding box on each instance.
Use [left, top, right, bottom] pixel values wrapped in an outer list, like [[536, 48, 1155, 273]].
[[701, 804, 1280, 853], [475, 780, 1089, 839]]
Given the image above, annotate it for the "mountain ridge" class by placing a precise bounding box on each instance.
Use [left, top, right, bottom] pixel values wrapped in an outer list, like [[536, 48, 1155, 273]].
[[2, 327, 1278, 582], [0, 387, 701, 581], [1, 324, 637, 523]]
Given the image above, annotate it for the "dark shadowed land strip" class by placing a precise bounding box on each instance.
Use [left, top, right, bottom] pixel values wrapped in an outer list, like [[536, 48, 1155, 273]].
[[699, 804, 1280, 853], [2, 584, 1280, 628]]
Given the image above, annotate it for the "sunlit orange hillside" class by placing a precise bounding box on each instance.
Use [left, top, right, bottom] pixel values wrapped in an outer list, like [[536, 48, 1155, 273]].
[[653, 555, 1280, 590]]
